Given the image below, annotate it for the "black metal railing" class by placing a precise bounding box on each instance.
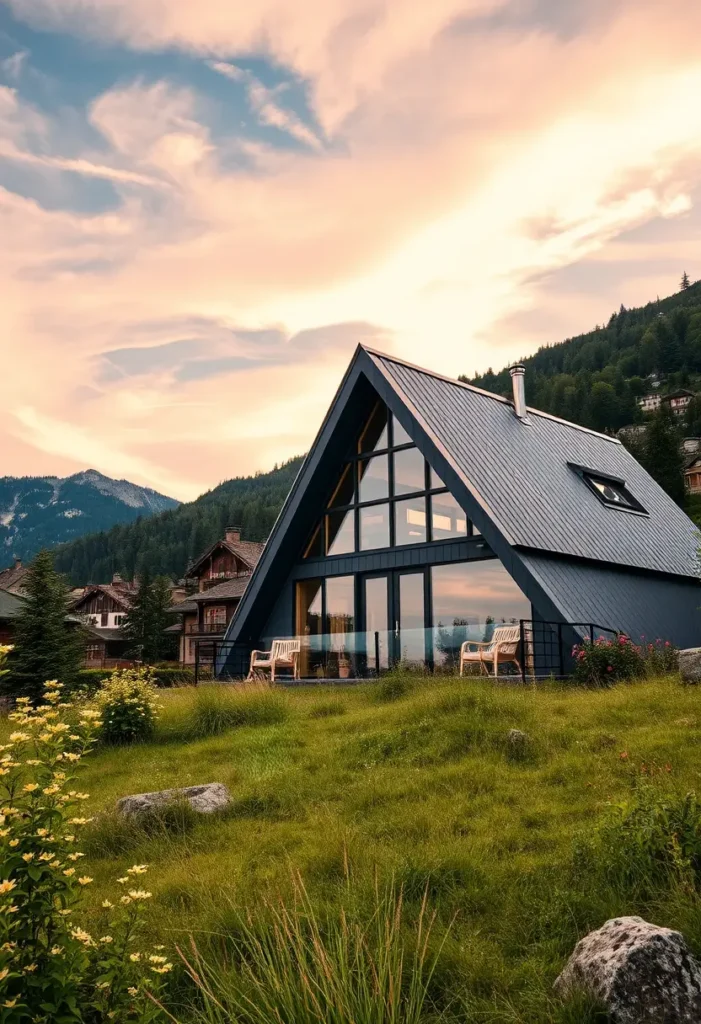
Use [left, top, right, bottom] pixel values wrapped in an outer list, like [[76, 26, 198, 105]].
[[189, 619, 620, 685]]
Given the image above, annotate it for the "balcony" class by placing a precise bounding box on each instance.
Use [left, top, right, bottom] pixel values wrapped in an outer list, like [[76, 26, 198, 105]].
[[185, 621, 227, 635]]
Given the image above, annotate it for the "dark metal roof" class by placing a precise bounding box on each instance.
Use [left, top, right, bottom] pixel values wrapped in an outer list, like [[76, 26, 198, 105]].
[[371, 352, 699, 579]]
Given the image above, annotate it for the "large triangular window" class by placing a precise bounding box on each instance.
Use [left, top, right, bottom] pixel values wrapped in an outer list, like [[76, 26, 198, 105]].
[[303, 401, 477, 559]]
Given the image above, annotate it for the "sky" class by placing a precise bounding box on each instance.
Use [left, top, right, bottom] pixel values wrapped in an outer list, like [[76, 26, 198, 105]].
[[1, 1, 701, 502]]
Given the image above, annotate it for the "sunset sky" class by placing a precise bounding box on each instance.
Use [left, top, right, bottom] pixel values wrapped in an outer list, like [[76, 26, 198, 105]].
[[1, 0, 700, 501]]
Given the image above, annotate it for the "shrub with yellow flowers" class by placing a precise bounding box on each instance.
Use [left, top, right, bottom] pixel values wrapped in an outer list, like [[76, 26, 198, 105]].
[[93, 667, 162, 745], [0, 658, 169, 1022]]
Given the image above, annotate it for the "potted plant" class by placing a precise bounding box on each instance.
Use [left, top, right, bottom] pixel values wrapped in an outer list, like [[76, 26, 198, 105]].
[[338, 646, 351, 679]]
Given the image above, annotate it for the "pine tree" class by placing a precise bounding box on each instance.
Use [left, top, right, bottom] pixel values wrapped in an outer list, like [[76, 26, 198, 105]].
[[639, 406, 685, 505], [3, 551, 85, 701], [681, 271, 691, 290], [122, 570, 176, 663]]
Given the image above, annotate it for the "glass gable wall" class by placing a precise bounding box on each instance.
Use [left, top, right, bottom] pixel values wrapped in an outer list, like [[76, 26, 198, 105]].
[[288, 402, 532, 678], [304, 401, 482, 558]]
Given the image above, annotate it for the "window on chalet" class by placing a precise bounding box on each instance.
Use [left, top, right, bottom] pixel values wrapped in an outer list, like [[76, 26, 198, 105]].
[[303, 402, 479, 558]]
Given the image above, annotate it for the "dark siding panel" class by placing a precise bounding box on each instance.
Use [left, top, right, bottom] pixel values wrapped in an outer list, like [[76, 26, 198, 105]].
[[520, 553, 701, 649]]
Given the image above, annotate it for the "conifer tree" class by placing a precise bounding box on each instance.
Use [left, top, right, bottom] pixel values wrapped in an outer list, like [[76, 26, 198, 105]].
[[122, 570, 175, 663], [681, 270, 691, 290], [640, 406, 685, 505], [3, 550, 84, 701]]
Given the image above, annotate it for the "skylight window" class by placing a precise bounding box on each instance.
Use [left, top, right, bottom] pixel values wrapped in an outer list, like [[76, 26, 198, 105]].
[[569, 464, 647, 515]]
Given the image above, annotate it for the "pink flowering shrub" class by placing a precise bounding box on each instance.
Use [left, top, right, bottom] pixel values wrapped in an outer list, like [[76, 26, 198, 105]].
[[572, 634, 678, 687]]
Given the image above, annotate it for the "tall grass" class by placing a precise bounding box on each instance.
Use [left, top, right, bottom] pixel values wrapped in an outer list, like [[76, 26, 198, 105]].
[[173, 874, 449, 1024], [188, 683, 288, 739]]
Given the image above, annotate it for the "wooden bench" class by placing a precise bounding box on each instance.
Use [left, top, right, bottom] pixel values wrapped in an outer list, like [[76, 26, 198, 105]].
[[459, 624, 523, 678], [247, 639, 301, 682]]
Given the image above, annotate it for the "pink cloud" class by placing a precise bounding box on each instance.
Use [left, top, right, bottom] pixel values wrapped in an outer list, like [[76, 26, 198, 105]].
[[2, 0, 701, 499]]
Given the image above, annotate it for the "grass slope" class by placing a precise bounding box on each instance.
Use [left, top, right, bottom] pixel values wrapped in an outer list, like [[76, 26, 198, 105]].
[[11, 676, 701, 1022]]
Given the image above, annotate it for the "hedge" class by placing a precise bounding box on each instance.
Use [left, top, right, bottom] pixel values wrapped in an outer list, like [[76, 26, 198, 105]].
[[76, 666, 196, 690]]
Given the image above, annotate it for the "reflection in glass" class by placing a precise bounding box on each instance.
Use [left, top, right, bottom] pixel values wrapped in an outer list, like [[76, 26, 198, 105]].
[[431, 560, 531, 669], [364, 576, 389, 671], [359, 504, 390, 550], [295, 578, 323, 676], [326, 509, 355, 556], [394, 496, 427, 545], [393, 417, 412, 446], [326, 575, 355, 635], [398, 572, 425, 665], [327, 464, 354, 508], [393, 447, 426, 495], [303, 523, 324, 559], [431, 492, 468, 540], [358, 454, 389, 503], [358, 402, 388, 454], [430, 465, 446, 490]]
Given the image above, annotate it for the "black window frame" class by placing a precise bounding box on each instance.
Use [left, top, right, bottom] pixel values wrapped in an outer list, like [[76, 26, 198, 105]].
[[303, 408, 478, 559], [569, 463, 648, 516]]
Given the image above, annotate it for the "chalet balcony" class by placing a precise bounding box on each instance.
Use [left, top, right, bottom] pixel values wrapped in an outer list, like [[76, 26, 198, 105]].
[[185, 622, 227, 635]]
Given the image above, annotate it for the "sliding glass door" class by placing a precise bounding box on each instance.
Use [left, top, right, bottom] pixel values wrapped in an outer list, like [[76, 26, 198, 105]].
[[360, 569, 429, 670]]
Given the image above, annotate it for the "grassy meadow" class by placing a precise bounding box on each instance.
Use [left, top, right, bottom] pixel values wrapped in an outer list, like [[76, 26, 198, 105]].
[[6, 674, 701, 1022]]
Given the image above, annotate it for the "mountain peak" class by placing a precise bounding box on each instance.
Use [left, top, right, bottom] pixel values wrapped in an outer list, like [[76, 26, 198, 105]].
[[0, 470, 179, 568]]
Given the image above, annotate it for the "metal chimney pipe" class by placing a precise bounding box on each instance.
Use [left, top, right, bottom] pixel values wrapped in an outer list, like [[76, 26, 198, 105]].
[[509, 364, 529, 423]]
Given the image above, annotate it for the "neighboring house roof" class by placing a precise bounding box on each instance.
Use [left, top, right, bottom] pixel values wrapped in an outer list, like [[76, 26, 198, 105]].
[[72, 584, 135, 612], [170, 576, 252, 615], [664, 389, 695, 400], [0, 563, 29, 596], [223, 344, 701, 655], [186, 538, 265, 577], [0, 587, 25, 621]]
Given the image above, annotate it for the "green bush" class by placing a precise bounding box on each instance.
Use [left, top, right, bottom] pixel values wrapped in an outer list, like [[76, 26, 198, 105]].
[[94, 667, 162, 744], [374, 671, 416, 702], [75, 667, 114, 693], [571, 635, 645, 686], [178, 874, 448, 1024], [593, 778, 701, 895], [189, 683, 287, 738], [151, 666, 195, 687], [0, 667, 169, 1021], [572, 634, 679, 687]]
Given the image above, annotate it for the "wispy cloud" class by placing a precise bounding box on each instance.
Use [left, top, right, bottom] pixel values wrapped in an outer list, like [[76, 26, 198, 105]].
[[208, 60, 323, 150]]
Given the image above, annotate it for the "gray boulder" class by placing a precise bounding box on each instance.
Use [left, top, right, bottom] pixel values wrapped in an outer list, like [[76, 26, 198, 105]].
[[506, 728, 528, 758], [679, 647, 701, 684], [554, 916, 701, 1023], [117, 783, 231, 817]]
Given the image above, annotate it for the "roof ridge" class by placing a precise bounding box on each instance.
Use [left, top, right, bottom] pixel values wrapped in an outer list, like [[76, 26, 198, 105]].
[[360, 344, 621, 445]]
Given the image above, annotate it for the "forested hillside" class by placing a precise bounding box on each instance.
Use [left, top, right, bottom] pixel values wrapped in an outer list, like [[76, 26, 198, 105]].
[[466, 276, 701, 433], [52, 458, 303, 584]]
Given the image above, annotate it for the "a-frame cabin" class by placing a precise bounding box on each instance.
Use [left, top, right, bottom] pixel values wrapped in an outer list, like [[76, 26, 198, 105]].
[[220, 346, 701, 679]]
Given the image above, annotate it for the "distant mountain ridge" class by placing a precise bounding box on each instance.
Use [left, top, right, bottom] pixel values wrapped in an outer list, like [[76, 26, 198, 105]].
[[0, 470, 179, 568], [52, 458, 304, 585]]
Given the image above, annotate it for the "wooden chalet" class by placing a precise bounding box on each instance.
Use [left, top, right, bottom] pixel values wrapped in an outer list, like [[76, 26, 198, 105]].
[[168, 527, 264, 664]]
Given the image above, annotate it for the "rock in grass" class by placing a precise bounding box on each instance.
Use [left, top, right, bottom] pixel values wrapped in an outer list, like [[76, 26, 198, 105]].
[[507, 729, 528, 753], [554, 916, 701, 1023], [117, 783, 231, 817], [679, 647, 701, 684]]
